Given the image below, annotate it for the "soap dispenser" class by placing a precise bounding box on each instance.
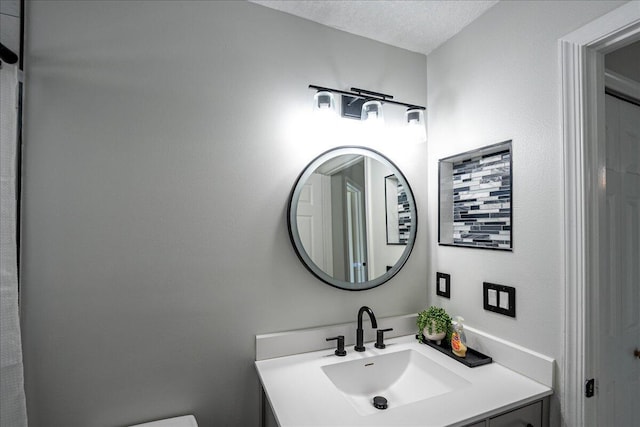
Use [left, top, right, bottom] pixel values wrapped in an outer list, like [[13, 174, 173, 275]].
[[451, 316, 468, 358]]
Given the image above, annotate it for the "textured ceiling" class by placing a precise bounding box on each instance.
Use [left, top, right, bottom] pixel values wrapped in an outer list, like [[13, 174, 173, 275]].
[[249, 0, 499, 55]]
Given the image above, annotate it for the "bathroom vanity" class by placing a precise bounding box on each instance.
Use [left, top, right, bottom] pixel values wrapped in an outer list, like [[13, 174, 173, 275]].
[[255, 307, 555, 427], [255, 317, 553, 427], [278, 144, 553, 426]]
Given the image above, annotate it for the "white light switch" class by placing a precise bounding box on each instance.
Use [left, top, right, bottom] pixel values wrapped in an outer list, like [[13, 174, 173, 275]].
[[488, 289, 498, 307], [499, 291, 510, 309], [439, 277, 447, 293]]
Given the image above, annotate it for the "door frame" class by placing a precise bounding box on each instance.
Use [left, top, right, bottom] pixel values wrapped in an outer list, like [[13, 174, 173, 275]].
[[560, 2, 640, 426], [345, 177, 367, 283]]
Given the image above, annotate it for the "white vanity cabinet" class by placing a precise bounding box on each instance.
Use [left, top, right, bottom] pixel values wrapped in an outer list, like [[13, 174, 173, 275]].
[[262, 395, 549, 427], [464, 397, 549, 427]]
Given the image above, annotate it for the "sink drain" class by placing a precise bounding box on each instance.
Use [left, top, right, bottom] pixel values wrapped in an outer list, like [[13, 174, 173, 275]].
[[372, 396, 388, 410]]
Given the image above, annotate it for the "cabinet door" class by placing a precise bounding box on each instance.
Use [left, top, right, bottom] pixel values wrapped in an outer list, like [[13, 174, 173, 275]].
[[489, 401, 542, 427]]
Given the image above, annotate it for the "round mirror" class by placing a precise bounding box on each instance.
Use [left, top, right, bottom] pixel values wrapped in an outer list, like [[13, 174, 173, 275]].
[[287, 146, 417, 290]]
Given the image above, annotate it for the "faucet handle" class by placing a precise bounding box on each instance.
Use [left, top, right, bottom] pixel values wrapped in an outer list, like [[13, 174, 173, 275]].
[[326, 335, 347, 356], [375, 328, 393, 349]]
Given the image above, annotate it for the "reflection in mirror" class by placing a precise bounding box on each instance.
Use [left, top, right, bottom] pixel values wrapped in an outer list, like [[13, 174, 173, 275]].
[[385, 174, 411, 245], [288, 147, 417, 291]]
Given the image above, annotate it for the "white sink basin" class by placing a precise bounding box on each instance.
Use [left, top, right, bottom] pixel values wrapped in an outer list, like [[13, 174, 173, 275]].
[[322, 349, 471, 415]]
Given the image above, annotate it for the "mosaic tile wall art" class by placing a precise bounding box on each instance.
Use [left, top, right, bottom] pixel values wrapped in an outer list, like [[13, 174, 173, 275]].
[[438, 141, 512, 250]]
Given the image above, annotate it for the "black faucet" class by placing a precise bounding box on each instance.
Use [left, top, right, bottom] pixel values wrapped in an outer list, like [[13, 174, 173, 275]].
[[375, 328, 393, 349], [326, 335, 347, 356], [354, 306, 378, 351]]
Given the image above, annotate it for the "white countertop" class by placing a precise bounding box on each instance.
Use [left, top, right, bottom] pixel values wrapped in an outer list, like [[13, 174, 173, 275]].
[[255, 335, 552, 427]]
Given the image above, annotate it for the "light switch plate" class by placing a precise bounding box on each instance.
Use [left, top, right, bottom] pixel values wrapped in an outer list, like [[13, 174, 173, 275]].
[[436, 272, 450, 298], [483, 282, 516, 317]]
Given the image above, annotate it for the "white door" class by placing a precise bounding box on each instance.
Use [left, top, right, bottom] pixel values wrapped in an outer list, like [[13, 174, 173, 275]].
[[598, 93, 640, 427], [296, 173, 333, 274]]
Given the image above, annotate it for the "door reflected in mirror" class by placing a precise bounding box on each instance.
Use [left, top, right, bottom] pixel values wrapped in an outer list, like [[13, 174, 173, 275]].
[[288, 147, 417, 291]]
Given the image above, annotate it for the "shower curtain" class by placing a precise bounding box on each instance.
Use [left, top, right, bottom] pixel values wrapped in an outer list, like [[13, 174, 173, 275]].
[[0, 61, 28, 426]]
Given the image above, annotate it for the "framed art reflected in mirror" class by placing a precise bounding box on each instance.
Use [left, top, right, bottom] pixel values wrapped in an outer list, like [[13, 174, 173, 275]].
[[385, 174, 410, 245]]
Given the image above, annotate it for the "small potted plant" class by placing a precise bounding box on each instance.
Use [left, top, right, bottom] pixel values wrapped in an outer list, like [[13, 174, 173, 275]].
[[417, 306, 452, 345]]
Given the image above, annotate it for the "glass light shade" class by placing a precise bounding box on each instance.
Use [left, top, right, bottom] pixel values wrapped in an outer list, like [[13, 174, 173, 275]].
[[405, 108, 424, 125], [361, 100, 384, 123], [405, 108, 426, 143], [313, 91, 336, 113]]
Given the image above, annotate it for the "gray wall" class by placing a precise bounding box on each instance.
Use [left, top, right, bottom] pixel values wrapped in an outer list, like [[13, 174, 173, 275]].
[[20, 1, 427, 426], [426, 1, 625, 425]]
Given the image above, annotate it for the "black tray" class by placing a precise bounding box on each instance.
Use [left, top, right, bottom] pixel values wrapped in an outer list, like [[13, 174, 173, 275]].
[[416, 335, 492, 368]]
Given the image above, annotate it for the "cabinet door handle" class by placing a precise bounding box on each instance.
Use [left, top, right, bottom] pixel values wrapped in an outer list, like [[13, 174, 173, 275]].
[[634, 348, 640, 359]]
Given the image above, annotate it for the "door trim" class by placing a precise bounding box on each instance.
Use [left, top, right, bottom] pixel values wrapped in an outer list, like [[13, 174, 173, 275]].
[[560, 3, 640, 426]]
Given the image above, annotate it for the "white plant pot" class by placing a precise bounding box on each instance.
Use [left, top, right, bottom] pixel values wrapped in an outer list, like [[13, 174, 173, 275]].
[[423, 324, 446, 345]]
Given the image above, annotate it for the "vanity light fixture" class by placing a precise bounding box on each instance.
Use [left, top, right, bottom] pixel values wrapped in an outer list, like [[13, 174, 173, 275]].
[[0, 42, 18, 65], [313, 90, 336, 114], [308, 84, 425, 124], [405, 107, 426, 141], [361, 100, 384, 124], [405, 108, 424, 126]]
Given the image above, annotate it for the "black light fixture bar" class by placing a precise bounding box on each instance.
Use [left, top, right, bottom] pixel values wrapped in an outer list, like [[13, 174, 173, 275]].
[[350, 87, 393, 100], [0, 42, 19, 65], [309, 84, 425, 110]]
